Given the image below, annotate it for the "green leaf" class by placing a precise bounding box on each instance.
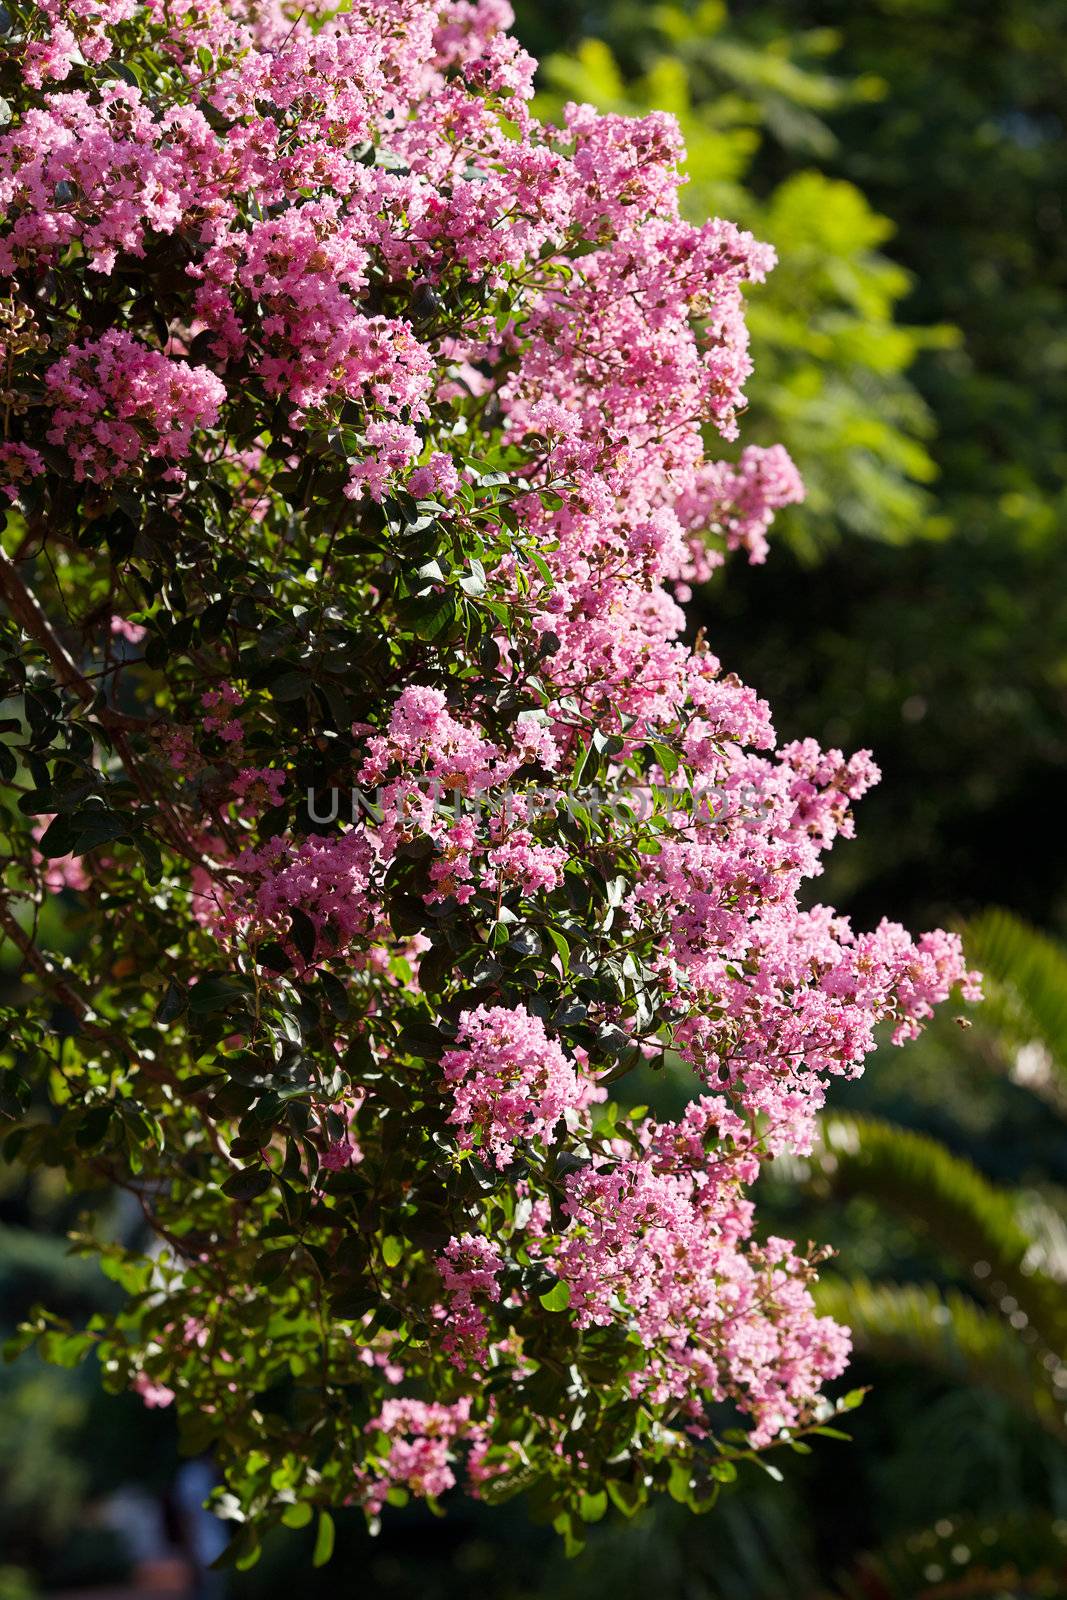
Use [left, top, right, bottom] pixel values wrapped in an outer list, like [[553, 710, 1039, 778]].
[[545, 926, 571, 972], [459, 558, 487, 596], [75, 1106, 112, 1149], [318, 970, 349, 1019], [281, 1502, 313, 1530], [40, 1329, 95, 1368], [135, 832, 164, 885], [188, 975, 251, 1015], [253, 1248, 293, 1285], [331, 1286, 377, 1321], [38, 807, 130, 858], [312, 1510, 335, 1568], [156, 978, 188, 1024], [539, 1280, 571, 1312], [410, 594, 457, 641], [257, 941, 291, 974], [269, 670, 311, 702], [222, 1166, 272, 1202], [649, 740, 680, 782], [382, 1235, 404, 1268], [552, 1509, 584, 1558], [606, 1479, 643, 1518], [527, 549, 554, 587], [288, 907, 317, 963], [578, 1489, 607, 1523]]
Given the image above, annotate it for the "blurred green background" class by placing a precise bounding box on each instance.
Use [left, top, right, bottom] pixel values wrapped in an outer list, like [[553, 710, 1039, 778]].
[[4, 1, 1067, 1594]]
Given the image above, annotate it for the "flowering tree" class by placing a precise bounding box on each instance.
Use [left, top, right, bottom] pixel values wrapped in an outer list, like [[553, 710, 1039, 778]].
[[0, 0, 978, 1565]]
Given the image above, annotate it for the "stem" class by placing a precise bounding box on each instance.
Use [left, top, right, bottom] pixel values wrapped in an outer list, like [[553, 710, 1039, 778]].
[[0, 547, 232, 869], [0, 546, 147, 730], [0, 899, 107, 1034], [0, 897, 238, 1163]]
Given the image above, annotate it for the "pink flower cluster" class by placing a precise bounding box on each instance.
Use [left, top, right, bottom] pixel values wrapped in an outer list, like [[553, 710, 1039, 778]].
[[110, 615, 147, 645], [132, 1371, 176, 1410], [45, 331, 225, 485], [227, 831, 381, 962], [200, 684, 244, 745], [0, 0, 781, 511], [674, 444, 807, 590], [0, 444, 44, 502], [543, 1097, 850, 1444], [23, 1, 139, 89], [362, 1397, 475, 1514], [0, 85, 221, 274], [441, 1005, 584, 1167], [434, 1233, 505, 1368]]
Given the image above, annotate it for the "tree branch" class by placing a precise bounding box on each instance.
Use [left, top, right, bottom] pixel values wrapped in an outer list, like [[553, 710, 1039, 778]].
[[0, 899, 106, 1034], [0, 546, 147, 730], [0, 898, 214, 1102]]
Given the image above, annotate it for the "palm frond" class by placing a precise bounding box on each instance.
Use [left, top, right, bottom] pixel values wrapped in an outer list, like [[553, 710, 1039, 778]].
[[815, 1274, 1067, 1443], [816, 1115, 1067, 1348], [962, 909, 1067, 1105]]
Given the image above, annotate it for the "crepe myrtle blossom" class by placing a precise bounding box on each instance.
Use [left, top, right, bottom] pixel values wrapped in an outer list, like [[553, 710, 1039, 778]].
[[0, 0, 979, 1553], [0, 443, 44, 501], [433, 1233, 505, 1368], [360, 1398, 477, 1515], [44, 331, 226, 484], [132, 1371, 176, 1410], [441, 1004, 587, 1167]]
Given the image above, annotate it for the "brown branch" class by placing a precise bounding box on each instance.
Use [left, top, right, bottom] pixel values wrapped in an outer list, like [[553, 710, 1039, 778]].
[[0, 898, 107, 1028], [0, 899, 240, 1168], [0, 546, 147, 730], [0, 546, 230, 871]]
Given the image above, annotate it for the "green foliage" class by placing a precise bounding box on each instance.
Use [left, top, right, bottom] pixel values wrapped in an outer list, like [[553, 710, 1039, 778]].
[[679, 0, 1067, 934], [824, 1513, 1067, 1600]]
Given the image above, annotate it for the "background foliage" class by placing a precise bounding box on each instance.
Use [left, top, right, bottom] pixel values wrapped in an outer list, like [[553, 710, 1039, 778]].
[[3, 0, 1066, 1593]]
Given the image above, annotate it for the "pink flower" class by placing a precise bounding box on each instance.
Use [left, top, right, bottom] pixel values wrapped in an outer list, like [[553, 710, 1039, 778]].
[[361, 1397, 474, 1514], [442, 1005, 583, 1167], [434, 1234, 504, 1369], [45, 331, 225, 484], [110, 614, 146, 644], [0, 444, 43, 502], [132, 1371, 175, 1409], [31, 815, 90, 894]]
